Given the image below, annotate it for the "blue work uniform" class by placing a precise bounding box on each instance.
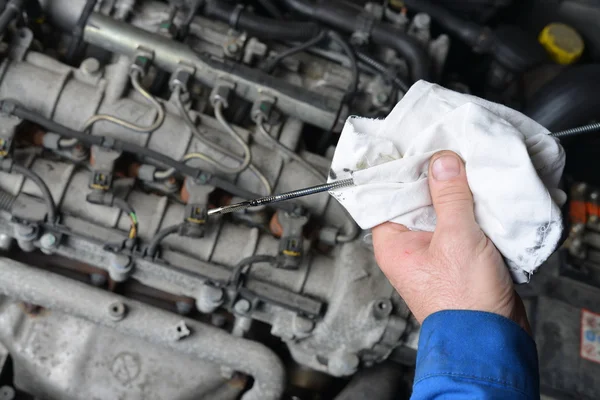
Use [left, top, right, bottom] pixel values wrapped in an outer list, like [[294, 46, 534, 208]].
[[412, 310, 539, 399]]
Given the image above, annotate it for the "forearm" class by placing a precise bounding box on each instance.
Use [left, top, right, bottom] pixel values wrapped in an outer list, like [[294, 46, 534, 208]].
[[412, 310, 539, 399]]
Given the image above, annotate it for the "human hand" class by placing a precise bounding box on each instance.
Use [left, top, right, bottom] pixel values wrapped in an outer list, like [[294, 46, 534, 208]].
[[372, 151, 530, 332]]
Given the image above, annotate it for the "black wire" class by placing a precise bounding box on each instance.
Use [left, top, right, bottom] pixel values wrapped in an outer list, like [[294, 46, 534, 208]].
[[327, 31, 359, 97], [12, 164, 57, 224], [229, 254, 279, 287], [318, 31, 359, 152], [65, 0, 98, 63], [112, 197, 134, 215], [2, 101, 297, 210], [146, 223, 182, 257], [261, 30, 328, 73]]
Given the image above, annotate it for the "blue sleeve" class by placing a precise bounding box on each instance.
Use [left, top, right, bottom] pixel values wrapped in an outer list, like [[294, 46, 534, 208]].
[[411, 310, 539, 399]]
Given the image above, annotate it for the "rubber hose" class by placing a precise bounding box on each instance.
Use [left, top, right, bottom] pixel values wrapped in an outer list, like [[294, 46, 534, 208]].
[[202, 0, 320, 42], [0, 188, 15, 212], [334, 362, 405, 400], [526, 64, 600, 131], [281, 0, 430, 82], [146, 223, 182, 258], [12, 164, 57, 224]]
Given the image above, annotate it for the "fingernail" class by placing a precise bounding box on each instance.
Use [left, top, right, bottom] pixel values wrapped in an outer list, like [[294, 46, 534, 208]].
[[432, 155, 460, 181]]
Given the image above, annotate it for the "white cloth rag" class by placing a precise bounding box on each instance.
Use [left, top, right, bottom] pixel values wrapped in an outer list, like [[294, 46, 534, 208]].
[[328, 81, 566, 283]]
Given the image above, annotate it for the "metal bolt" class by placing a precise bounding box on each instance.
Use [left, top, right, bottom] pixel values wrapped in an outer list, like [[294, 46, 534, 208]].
[[196, 284, 224, 313], [108, 301, 127, 321], [0, 386, 15, 400], [40, 233, 57, 254], [15, 224, 37, 252], [109, 254, 132, 282], [234, 298, 251, 314], [81, 57, 101, 76]]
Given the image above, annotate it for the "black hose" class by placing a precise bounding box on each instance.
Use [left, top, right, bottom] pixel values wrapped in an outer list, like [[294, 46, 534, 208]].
[[65, 0, 97, 63], [526, 65, 600, 132], [146, 223, 182, 257], [281, 0, 429, 82], [11, 164, 57, 224], [262, 30, 328, 73], [202, 0, 320, 42], [0, 187, 15, 212], [318, 31, 359, 152], [229, 254, 279, 286], [328, 31, 358, 97]]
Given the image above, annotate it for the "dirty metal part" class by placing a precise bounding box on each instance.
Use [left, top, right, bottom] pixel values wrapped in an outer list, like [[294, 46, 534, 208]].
[[83, 13, 340, 130], [0, 257, 285, 400]]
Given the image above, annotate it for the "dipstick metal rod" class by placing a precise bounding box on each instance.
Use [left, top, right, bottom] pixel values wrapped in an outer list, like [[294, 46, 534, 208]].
[[208, 178, 354, 216]]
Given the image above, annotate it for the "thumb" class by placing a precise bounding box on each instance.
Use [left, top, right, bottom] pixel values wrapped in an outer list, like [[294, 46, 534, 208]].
[[428, 151, 477, 234]]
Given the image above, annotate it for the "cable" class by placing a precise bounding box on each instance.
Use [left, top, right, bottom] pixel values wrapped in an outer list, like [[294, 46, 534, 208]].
[[11, 164, 57, 224], [262, 31, 328, 73], [81, 69, 166, 134], [551, 122, 600, 139], [2, 101, 293, 212], [229, 254, 279, 286], [158, 89, 272, 195], [172, 87, 247, 175], [213, 100, 252, 172], [156, 152, 272, 195], [256, 116, 325, 180], [355, 51, 409, 92], [65, 0, 98, 63], [328, 31, 359, 97], [112, 197, 138, 239], [146, 223, 182, 257], [318, 31, 359, 153]]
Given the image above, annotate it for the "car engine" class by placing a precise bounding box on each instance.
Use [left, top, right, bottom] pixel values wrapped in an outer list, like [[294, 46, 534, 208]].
[[0, 0, 598, 399]]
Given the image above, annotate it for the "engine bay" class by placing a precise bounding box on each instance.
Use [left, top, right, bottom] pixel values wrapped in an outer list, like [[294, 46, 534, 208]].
[[0, 0, 598, 399]]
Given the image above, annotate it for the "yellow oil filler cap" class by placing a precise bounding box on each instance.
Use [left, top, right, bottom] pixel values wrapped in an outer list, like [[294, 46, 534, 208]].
[[539, 23, 584, 65]]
